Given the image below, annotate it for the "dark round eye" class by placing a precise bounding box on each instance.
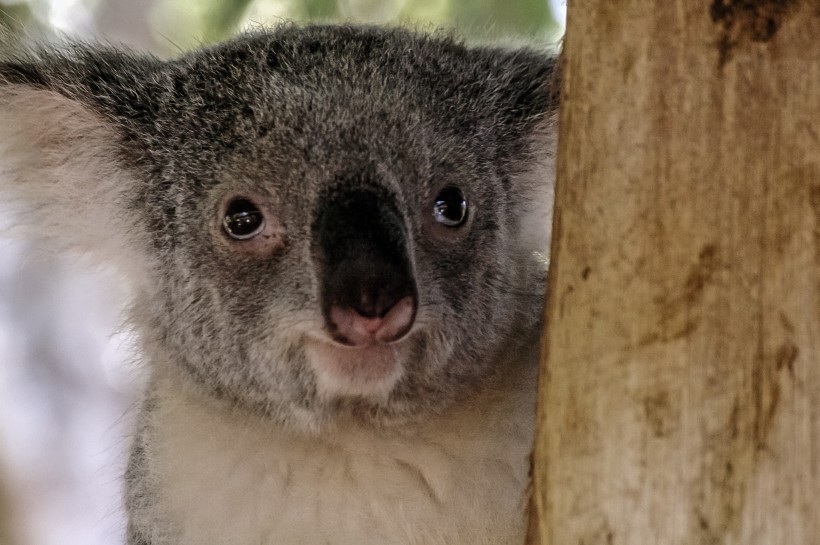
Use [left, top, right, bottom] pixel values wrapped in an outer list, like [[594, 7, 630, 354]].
[[433, 186, 468, 227], [223, 198, 265, 240]]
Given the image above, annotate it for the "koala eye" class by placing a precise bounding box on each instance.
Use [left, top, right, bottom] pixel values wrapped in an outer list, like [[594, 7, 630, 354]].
[[223, 198, 265, 240], [433, 186, 468, 227]]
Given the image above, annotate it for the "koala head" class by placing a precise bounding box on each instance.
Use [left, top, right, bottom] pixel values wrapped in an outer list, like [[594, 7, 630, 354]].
[[0, 25, 558, 430]]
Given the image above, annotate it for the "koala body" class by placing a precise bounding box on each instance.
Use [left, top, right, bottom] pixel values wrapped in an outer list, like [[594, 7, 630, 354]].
[[131, 350, 537, 545], [0, 25, 558, 545]]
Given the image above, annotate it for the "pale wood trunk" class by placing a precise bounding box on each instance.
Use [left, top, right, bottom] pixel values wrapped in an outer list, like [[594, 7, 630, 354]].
[[529, 1, 820, 544]]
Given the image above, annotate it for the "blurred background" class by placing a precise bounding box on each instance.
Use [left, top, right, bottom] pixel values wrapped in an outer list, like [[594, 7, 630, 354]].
[[0, 1, 564, 544]]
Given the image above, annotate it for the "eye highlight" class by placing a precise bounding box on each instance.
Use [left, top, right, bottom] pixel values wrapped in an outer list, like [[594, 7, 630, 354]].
[[433, 186, 468, 227], [223, 198, 265, 240]]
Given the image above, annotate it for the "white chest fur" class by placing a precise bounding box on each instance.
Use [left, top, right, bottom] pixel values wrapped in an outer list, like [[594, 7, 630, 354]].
[[141, 372, 536, 545]]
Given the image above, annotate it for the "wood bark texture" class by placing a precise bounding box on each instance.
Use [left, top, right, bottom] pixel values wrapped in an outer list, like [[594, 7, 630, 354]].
[[529, 1, 820, 544]]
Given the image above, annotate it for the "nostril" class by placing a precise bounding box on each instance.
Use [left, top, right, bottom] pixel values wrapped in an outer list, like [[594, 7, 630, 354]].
[[359, 315, 385, 334], [374, 295, 415, 342], [329, 295, 416, 346], [351, 290, 402, 320]]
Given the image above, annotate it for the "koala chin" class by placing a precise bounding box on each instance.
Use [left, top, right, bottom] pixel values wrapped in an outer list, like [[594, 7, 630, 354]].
[[0, 24, 559, 545]]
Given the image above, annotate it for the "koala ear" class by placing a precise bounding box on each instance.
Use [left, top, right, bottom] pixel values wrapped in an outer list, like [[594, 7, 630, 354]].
[[0, 44, 161, 282], [500, 50, 561, 126], [464, 45, 558, 127], [485, 49, 561, 263]]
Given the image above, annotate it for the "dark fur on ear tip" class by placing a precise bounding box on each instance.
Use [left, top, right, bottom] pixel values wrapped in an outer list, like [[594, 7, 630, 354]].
[[1, 39, 163, 128]]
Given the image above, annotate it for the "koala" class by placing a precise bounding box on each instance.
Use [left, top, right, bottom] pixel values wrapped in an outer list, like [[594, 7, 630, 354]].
[[0, 24, 558, 545]]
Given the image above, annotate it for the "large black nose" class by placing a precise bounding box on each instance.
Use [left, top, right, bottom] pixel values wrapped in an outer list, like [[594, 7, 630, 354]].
[[312, 184, 417, 345]]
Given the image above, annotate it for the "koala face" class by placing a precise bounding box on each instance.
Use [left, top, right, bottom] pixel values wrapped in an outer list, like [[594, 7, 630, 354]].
[[0, 26, 558, 430]]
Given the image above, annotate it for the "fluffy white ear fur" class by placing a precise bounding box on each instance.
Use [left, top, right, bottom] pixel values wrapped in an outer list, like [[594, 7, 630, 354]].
[[0, 86, 152, 286], [515, 117, 558, 270]]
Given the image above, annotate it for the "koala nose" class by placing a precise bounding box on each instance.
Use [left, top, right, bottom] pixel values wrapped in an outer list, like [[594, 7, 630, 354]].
[[312, 183, 417, 347]]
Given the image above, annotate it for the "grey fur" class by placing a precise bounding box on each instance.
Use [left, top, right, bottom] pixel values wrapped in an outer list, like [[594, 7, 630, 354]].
[[0, 24, 559, 545]]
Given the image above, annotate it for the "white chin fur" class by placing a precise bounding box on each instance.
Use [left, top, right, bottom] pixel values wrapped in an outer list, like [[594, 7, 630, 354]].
[[304, 340, 405, 401]]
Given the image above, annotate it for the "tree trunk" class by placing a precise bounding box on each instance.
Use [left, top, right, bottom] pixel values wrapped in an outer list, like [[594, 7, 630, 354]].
[[529, 1, 820, 544]]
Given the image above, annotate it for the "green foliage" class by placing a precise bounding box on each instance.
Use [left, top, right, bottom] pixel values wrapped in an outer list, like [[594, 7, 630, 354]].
[[2, 0, 561, 55], [1, 3, 35, 41], [203, 0, 257, 41], [448, 0, 559, 40], [298, 0, 340, 20]]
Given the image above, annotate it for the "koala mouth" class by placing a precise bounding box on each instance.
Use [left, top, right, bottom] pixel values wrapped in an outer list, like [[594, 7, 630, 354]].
[[304, 335, 410, 401]]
